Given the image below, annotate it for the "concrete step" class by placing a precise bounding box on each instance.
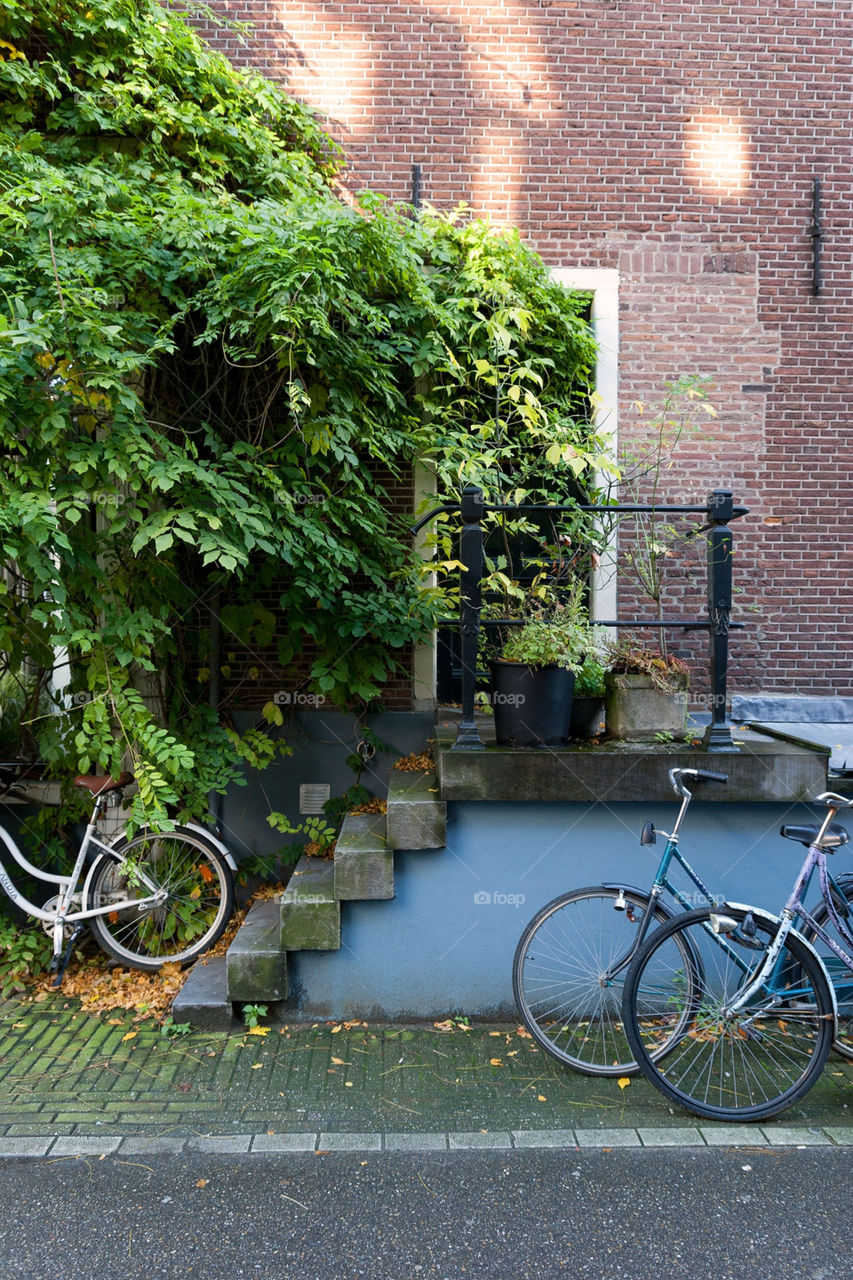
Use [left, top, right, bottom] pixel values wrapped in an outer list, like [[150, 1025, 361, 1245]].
[[226, 898, 289, 1002], [334, 813, 394, 901], [280, 855, 341, 950], [386, 770, 446, 850], [170, 956, 234, 1032]]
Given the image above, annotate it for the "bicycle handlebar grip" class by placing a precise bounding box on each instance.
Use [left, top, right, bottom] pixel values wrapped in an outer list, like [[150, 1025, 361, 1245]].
[[693, 770, 728, 785]]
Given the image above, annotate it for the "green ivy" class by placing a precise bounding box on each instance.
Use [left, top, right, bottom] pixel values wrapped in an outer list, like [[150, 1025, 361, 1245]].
[[0, 0, 605, 829]]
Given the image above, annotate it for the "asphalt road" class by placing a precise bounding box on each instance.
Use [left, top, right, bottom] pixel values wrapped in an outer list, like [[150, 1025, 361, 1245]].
[[0, 1147, 848, 1280]]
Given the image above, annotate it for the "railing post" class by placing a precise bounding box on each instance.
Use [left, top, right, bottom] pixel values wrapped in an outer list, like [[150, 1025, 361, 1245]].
[[453, 484, 485, 750], [703, 489, 738, 753]]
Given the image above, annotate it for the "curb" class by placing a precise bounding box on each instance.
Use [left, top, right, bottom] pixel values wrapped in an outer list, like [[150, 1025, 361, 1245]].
[[1, 1125, 851, 1159]]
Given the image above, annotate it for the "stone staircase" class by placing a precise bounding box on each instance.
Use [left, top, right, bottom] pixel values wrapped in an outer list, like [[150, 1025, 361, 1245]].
[[172, 770, 446, 1029]]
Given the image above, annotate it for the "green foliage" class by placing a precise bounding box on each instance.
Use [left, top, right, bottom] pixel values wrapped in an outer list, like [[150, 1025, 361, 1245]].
[[241, 1002, 267, 1029], [573, 653, 607, 698], [0, 0, 603, 829], [0, 911, 53, 995]]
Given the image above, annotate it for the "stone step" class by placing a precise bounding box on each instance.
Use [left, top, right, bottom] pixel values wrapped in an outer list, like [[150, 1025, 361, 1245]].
[[226, 898, 289, 1002], [334, 812, 394, 901], [386, 770, 446, 850], [170, 956, 234, 1032], [280, 855, 341, 950]]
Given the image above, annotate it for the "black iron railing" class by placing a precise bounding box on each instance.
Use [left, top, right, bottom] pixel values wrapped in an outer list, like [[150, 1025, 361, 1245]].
[[413, 486, 749, 753]]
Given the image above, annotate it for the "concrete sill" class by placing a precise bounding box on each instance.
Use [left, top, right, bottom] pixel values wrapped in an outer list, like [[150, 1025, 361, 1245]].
[[436, 725, 828, 804]]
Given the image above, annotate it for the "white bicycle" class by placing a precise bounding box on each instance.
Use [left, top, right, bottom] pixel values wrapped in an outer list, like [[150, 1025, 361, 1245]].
[[0, 765, 236, 982]]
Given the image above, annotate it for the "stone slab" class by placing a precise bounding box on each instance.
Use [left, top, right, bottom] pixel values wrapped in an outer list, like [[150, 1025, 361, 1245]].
[[227, 899, 289, 1001], [281, 856, 341, 950], [334, 813, 394, 900], [733, 695, 853, 724], [437, 729, 827, 803], [170, 957, 234, 1032], [386, 770, 447, 850]]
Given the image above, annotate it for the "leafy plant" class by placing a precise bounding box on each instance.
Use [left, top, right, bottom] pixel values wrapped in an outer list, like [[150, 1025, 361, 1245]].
[[606, 637, 690, 693], [242, 1003, 268, 1030], [573, 653, 607, 698], [498, 581, 596, 671], [0, 913, 53, 996], [614, 376, 718, 658]]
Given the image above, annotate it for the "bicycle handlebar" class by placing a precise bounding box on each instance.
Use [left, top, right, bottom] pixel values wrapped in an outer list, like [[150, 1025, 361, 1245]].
[[669, 767, 728, 795], [816, 792, 853, 809]]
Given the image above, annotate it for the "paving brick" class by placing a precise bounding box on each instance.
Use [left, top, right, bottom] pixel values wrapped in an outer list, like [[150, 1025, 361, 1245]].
[[761, 1126, 831, 1146], [50, 1136, 123, 1156], [318, 1132, 382, 1151], [0, 1137, 53, 1157], [185, 1135, 252, 1154], [447, 1131, 512, 1150], [384, 1132, 447, 1151], [575, 1129, 641, 1148], [251, 1133, 317, 1152], [511, 1130, 577, 1149], [637, 1127, 705, 1147]]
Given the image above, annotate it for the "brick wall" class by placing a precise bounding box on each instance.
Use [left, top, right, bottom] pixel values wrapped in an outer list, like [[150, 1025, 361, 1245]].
[[196, 0, 853, 699]]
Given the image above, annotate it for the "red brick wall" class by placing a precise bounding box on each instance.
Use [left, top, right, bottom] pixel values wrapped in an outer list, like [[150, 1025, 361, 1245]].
[[196, 0, 853, 698]]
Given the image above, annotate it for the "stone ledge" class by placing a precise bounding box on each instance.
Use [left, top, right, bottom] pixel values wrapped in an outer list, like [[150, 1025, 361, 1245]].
[[334, 813, 394, 900], [280, 855, 341, 950], [226, 899, 289, 1002], [386, 769, 446, 849], [437, 728, 827, 803]]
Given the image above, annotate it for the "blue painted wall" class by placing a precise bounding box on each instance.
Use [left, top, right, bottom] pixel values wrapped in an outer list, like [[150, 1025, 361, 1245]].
[[285, 799, 836, 1019]]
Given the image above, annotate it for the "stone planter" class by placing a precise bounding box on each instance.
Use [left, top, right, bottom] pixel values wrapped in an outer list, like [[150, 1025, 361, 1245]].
[[489, 661, 575, 748], [604, 672, 689, 741]]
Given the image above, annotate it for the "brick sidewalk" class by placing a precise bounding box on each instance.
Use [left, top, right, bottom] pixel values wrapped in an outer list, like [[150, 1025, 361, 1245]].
[[2, 998, 853, 1156]]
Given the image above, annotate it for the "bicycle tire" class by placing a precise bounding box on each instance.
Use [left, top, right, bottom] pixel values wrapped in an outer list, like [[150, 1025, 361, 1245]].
[[802, 878, 853, 1062], [86, 829, 234, 970], [622, 906, 835, 1122], [512, 886, 699, 1076]]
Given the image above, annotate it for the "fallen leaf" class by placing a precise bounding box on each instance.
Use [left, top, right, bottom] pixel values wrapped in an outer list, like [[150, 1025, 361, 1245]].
[[537, 1094, 547, 1102], [196, 1179, 208, 1188], [515, 1026, 532, 1038], [331, 1056, 346, 1066], [247, 1026, 270, 1037], [122, 1031, 138, 1043], [617, 1077, 631, 1090], [251, 1063, 263, 1070], [345, 1081, 354, 1088], [489, 1058, 503, 1067]]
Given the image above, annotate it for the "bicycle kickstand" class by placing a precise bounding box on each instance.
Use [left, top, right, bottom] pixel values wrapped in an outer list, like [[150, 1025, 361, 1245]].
[[50, 926, 86, 988]]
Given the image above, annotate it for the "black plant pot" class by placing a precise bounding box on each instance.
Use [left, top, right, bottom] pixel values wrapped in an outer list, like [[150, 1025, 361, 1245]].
[[570, 695, 606, 739], [488, 661, 575, 747]]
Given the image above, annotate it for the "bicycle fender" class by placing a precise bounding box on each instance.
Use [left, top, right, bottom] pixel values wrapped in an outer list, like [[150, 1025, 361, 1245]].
[[183, 823, 238, 873], [723, 900, 839, 1021], [598, 883, 678, 921]]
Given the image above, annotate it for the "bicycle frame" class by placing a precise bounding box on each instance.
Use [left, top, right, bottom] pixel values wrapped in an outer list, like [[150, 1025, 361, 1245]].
[[722, 800, 853, 1015], [601, 776, 722, 982], [0, 796, 163, 933]]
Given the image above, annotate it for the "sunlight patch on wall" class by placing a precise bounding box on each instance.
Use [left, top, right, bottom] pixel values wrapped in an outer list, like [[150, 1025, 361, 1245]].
[[684, 108, 752, 200]]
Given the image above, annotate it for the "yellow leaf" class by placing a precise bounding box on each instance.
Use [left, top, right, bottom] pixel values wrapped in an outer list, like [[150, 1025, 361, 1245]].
[[617, 1077, 631, 1090], [122, 1031, 137, 1042], [331, 1056, 346, 1065], [344, 1081, 354, 1088], [251, 1063, 263, 1070], [247, 1026, 270, 1037], [537, 1094, 547, 1102], [489, 1058, 503, 1067], [331, 1024, 342, 1034], [196, 1179, 208, 1188]]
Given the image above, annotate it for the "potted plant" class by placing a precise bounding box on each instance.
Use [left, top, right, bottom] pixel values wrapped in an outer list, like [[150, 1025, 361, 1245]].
[[570, 653, 607, 739], [604, 639, 690, 741], [489, 602, 592, 747]]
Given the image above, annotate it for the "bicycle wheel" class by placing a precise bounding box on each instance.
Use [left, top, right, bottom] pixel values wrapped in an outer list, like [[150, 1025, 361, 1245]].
[[87, 829, 234, 970], [512, 886, 698, 1076], [622, 906, 835, 1122], [802, 877, 853, 1062]]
